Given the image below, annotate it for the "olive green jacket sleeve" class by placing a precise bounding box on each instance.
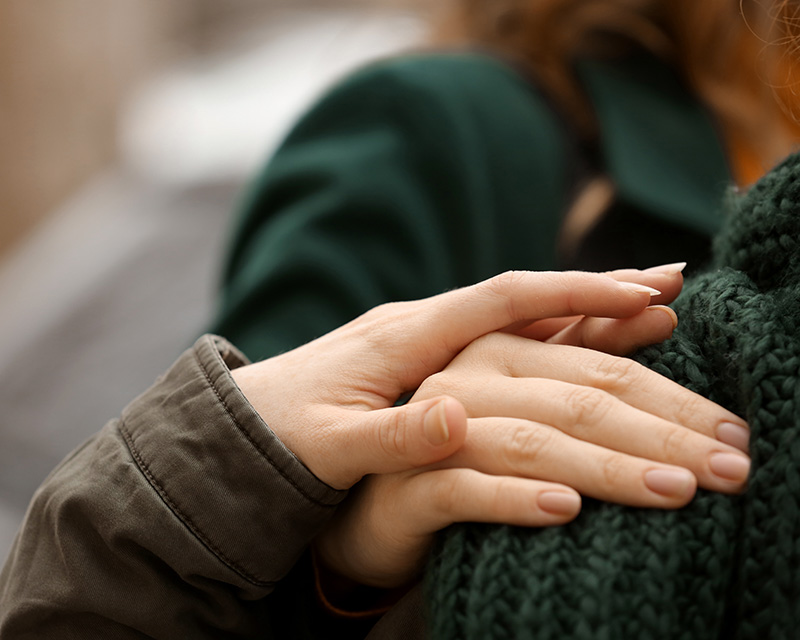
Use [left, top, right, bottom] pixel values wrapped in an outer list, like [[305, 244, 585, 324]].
[[0, 335, 347, 639], [211, 53, 571, 361]]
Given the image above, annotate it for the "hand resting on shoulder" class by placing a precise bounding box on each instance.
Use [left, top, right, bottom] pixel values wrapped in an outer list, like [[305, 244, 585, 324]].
[[231, 267, 750, 590]]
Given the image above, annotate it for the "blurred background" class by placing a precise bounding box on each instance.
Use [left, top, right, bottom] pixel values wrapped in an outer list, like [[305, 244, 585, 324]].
[[0, 0, 429, 562]]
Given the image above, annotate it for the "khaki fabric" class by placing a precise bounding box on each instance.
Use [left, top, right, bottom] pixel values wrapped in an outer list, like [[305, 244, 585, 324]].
[[0, 336, 347, 638]]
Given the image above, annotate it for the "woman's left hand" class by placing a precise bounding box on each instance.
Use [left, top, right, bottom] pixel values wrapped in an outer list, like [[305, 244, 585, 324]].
[[313, 270, 750, 589], [232, 268, 685, 490]]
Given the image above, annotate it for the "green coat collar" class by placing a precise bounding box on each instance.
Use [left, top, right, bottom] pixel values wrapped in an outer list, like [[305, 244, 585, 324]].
[[578, 54, 732, 235]]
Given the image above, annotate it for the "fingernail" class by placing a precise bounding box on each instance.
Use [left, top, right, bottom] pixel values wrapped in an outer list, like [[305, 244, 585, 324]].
[[619, 282, 662, 296], [537, 491, 581, 515], [716, 422, 750, 453], [643, 262, 688, 275], [644, 468, 695, 498], [709, 452, 750, 483], [424, 400, 450, 446], [646, 305, 678, 329]]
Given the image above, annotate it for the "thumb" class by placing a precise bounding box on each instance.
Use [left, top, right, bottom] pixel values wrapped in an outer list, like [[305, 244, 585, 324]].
[[344, 396, 467, 484]]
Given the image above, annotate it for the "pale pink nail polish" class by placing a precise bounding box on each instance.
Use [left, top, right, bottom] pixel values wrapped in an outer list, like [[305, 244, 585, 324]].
[[538, 491, 581, 515], [645, 306, 678, 329], [643, 262, 688, 275], [644, 468, 695, 498], [619, 282, 662, 296], [423, 401, 450, 446], [716, 422, 750, 453], [709, 452, 750, 483]]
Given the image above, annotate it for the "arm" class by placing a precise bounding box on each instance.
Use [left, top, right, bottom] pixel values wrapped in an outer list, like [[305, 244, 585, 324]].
[[0, 271, 747, 637], [0, 336, 346, 639]]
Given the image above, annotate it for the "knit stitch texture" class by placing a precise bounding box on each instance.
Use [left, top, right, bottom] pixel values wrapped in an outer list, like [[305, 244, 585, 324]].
[[424, 152, 800, 639]]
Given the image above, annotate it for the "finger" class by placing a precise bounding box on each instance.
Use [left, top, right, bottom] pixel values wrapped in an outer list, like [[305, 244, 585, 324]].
[[329, 396, 468, 486], [504, 315, 582, 340], [496, 339, 749, 452], [501, 263, 685, 341], [459, 377, 749, 494], [546, 305, 678, 355], [442, 417, 699, 508], [402, 468, 581, 531], [404, 271, 661, 370], [605, 262, 686, 306]]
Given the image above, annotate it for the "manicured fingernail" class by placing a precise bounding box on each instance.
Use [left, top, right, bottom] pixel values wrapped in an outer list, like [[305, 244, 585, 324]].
[[709, 452, 750, 483], [716, 422, 750, 453], [619, 282, 662, 296], [424, 400, 450, 446], [643, 262, 688, 275], [537, 491, 581, 515], [646, 305, 678, 329], [644, 468, 695, 498]]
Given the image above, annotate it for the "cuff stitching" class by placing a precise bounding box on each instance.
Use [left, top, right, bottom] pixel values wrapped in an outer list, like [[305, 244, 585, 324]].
[[194, 345, 341, 508], [118, 419, 275, 588]]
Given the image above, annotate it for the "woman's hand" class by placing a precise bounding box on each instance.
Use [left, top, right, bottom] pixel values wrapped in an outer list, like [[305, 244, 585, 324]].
[[310, 269, 751, 589], [232, 267, 748, 590], [232, 268, 688, 490]]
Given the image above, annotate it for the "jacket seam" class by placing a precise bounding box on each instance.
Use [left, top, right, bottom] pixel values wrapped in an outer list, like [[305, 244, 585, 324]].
[[117, 418, 275, 588], [193, 347, 340, 507]]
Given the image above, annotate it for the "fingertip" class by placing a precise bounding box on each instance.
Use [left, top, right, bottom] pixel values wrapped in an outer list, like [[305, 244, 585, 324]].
[[441, 396, 468, 445], [642, 261, 687, 276], [645, 305, 679, 331], [644, 468, 697, 507], [537, 490, 582, 521], [423, 396, 467, 449], [618, 281, 662, 297], [605, 267, 684, 306]]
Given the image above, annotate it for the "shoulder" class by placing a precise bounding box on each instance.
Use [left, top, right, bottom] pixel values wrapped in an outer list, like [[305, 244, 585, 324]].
[[293, 51, 565, 143]]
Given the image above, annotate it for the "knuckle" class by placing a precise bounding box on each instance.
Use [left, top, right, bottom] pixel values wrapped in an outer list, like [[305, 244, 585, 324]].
[[361, 300, 417, 334], [359, 302, 393, 324], [660, 426, 692, 461], [416, 372, 467, 403], [601, 454, 628, 487], [505, 423, 553, 470], [417, 372, 447, 398], [378, 414, 408, 459], [433, 472, 465, 514], [590, 356, 643, 392], [488, 477, 516, 516], [672, 393, 705, 428], [482, 271, 529, 321], [564, 386, 613, 429], [486, 270, 527, 293]]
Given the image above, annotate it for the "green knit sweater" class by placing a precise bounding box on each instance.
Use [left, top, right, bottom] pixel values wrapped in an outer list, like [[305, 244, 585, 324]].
[[425, 152, 800, 639]]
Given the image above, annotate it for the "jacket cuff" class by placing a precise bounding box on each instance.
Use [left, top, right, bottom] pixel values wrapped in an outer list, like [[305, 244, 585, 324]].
[[119, 334, 347, 587]]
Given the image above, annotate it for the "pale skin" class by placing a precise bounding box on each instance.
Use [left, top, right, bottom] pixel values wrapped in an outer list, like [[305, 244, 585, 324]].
[[232, 266, 750, 591]]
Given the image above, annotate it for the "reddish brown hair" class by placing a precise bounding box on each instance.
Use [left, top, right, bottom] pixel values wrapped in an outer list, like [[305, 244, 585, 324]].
[[433, 0, 800, 179]]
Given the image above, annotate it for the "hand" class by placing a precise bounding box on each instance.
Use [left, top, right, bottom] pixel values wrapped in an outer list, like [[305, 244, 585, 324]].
[[313, 272, 750, 589], [232, 269, 687, 490]]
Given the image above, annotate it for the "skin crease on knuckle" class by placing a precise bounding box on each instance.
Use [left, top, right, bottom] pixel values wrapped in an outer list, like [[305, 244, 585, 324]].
[[377, 409, 409, 460], [482, 270, 532, 322], [659, 423, 695, 463], [588, 354, 644, 394], [503, 421, 554, 473], [600, 453, 630, 490], [563, 385, 615, 433], [671, 389, 716, 433], [432, 469, 474, 518]]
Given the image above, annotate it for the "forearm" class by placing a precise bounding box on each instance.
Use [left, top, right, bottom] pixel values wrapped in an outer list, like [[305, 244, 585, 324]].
[[0, 336, 346, 639]]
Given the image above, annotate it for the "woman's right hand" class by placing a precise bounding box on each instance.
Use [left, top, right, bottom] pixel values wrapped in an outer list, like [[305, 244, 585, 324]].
[[315, 309, 750, 590]]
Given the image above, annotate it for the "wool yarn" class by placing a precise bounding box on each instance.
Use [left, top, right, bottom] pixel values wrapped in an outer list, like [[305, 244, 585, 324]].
[[424, 152, 800, 639]]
